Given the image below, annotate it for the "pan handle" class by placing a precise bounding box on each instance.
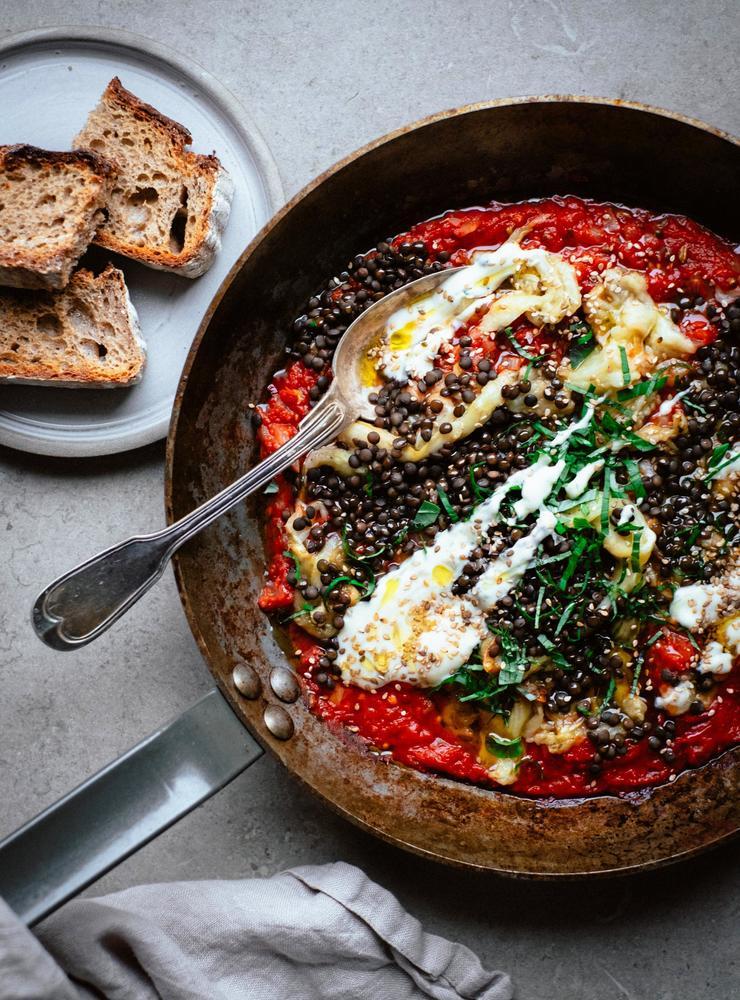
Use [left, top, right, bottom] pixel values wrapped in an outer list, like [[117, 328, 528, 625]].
[[0, 689, 263, 925]]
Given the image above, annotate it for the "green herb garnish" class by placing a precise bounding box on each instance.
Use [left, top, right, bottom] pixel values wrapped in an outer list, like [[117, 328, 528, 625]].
[[412, 500, 440, 530], [568, 321, 596, 369], [602, 676, 616, 707], [617, 373, 667, 401], [283, 602, 313, 622], [537, 632, 572, 670], [619, 346, 631, 386], [491, 627, 529, 685], [324, 573, 374, 600], [469, 461, 492, 501], [503, 326, 536, 361], [630, 527, 643, 572], [622, 458, 646, 498], [437, 486, 460, 523], [486, 732, 524, 758], [282, 550, 301, 581]]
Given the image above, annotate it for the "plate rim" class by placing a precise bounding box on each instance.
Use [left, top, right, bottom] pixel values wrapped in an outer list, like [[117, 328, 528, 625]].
[[0, 25, 285, 459]]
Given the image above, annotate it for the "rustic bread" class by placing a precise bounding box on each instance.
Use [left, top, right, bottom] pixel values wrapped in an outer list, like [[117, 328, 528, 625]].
[[0, 265, 145, 387], [0, 145, 113, 291], [74, 78, 233, 278]]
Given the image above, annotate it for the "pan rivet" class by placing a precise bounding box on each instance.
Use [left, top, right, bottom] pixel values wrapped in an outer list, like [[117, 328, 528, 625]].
[[232, 662, 261, 699], [263, 704, 294, 740], [269, 667, 300, 703]]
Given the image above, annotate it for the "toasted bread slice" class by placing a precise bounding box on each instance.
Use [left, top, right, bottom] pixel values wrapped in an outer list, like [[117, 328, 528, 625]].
[[0, 145, 113, 291], [0, 265, 145, 387], [74, 78, 233, 278]]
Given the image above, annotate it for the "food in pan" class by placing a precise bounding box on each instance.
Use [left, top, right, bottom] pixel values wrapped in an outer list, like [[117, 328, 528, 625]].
[[0, 264, 144, 387], [0, 144, 112, 290], [74, 77, 234, 278], [254, 196, 739, 798]]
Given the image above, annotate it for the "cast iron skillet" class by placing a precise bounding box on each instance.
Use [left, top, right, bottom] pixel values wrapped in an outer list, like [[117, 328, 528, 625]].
[[1, 99, 738, 925], [166, 97, 740, 875]]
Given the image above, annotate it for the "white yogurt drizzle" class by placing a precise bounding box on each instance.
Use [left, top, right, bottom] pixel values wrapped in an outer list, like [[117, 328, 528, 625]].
[[377, 242, 581, 381], [336, 445, 566, 688]]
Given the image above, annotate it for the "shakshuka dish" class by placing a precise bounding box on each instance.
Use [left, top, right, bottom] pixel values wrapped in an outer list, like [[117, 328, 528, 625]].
[[252, 196, 740, 798]]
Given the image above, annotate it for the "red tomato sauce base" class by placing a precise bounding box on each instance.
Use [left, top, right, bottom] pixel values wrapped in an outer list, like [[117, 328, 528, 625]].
[[257, 196, 740, 798]]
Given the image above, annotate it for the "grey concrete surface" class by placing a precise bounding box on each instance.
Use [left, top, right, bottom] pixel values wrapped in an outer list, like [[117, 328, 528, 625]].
[[1, 1, 738, 997]]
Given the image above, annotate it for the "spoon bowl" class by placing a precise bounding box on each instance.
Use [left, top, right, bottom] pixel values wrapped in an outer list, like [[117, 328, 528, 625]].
[[330, 265, 462, 417]]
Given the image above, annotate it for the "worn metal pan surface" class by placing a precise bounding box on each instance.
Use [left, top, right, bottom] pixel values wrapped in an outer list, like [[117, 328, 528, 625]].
[[166, 98, 740, 875]]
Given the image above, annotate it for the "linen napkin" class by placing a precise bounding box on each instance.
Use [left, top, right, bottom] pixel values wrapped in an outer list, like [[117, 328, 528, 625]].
[[0, 861, 513, 999]]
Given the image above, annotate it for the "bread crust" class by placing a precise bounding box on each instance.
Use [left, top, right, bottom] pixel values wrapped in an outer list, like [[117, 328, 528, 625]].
[[0, 145, 114, 290], [74, 78, 233, 277], [102, 77, 194, 147], [0, 264, 145, 387], [0, 143, 113, 176]]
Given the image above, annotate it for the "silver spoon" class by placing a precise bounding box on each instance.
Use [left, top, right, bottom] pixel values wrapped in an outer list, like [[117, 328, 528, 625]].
[[32, 267, 461, 649]]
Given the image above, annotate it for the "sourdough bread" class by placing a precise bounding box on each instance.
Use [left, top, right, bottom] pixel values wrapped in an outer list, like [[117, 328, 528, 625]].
[[0, 145, 113, 291], [74, 78, 233, 277], [0, 265, 145, 387]]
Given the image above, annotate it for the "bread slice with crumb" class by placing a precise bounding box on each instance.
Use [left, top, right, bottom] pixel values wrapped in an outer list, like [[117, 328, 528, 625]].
[[0, 145, 113, 291], [74, 77, 233, 278], [0, 265, 145, 387]]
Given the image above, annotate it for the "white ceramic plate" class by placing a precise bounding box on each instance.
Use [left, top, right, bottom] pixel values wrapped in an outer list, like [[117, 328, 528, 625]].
[[0, 28, 283, 457]]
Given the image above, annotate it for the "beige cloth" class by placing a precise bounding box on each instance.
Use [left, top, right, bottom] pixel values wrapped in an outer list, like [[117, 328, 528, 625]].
[[0, 862, 513, 1000]]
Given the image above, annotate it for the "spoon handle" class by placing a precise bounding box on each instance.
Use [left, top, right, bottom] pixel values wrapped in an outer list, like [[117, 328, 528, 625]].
[[32, 398, 347, 650]]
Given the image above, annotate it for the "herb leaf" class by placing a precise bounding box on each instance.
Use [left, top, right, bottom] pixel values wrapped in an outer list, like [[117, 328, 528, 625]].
[[504, 326, 537, 361], [282, 550, 301, 581], [437, 486, 460, 523], [486, 732, 524, 758], [619, 346, 631, 386], [569, 321, 596, 369], [491, 627, 529, 685], [617, 374, 667, 401], [412, 500, 440, 530]]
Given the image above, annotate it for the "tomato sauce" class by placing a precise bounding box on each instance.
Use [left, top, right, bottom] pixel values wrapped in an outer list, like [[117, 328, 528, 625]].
[[399, 195, 739, 301], [289, 625, 740, 797], [258, 197, 740, 798]]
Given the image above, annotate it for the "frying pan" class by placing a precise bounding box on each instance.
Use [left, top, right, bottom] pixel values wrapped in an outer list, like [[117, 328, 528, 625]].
[[2, 98, 739, 925]]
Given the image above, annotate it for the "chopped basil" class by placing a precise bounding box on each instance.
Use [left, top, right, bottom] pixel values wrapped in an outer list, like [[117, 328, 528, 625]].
[[554, 601, 576, 636], [504, 326, 537, 360], [560, 537, 587, 590], [617, 373, 667, 401], [437, 486, 460, 523], [469, 461, 492, 501], [534, 587, 545, 629], [600, 469, 611, 535], [491, 627, 529, 686], [342, 523, 386, 561], [412, 500, 441, 530], [282, 550, 301, 581], [705, 449, 738, 481], [537, 632, 572, 670], [486, 732, 524, 759], [619, 346, 631, 386], [568, 321, 596, 369], [708, 443, 730, 469], [283, 602, 313, 622], [324, 573, 375, 600], [602, 676, 616, 707], [683, 396, 707, 415], [622, 458, 646, 498]]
